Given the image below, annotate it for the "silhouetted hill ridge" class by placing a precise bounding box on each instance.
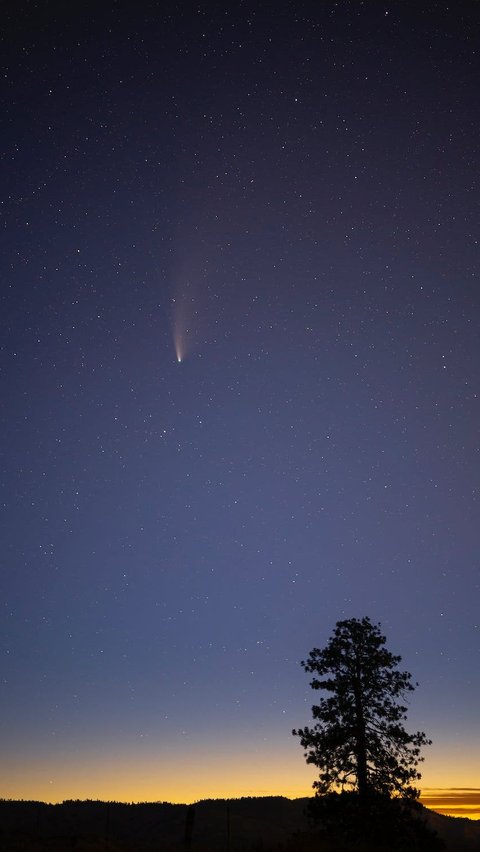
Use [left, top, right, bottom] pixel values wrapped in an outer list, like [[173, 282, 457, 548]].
[[1, 795, 479, 851]]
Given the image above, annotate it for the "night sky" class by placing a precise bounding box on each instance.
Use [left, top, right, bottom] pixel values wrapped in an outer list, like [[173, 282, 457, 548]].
[[1, 1, 479, 817]]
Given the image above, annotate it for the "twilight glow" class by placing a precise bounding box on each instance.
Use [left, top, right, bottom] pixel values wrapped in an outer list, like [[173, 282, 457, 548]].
[[1, 1, 479, 825]]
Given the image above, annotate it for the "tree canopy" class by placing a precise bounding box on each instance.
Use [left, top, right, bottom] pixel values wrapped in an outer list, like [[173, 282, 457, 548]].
[[293, 616, 431, 799]]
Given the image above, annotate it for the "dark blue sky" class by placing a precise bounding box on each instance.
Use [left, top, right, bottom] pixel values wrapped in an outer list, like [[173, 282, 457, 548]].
[[1, 1, 479, 809]]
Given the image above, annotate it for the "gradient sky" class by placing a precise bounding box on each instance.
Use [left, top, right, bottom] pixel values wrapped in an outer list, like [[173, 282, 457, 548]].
[[1, 0, 479, 818]]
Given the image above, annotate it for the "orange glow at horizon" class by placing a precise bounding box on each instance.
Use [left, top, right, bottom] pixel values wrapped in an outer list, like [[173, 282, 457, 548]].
[[419, 789, 480, 820], [2, 748, 480, 818], [1, 744, 318, 805]]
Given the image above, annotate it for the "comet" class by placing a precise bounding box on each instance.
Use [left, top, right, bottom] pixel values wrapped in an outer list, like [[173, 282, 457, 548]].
[[174, 331, 184, 363], [171, 281, 198, 363], [171, 292, 193, 363]]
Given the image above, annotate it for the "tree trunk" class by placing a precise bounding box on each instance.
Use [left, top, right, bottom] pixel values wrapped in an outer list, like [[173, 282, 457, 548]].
[[353, 671, 368, 797]]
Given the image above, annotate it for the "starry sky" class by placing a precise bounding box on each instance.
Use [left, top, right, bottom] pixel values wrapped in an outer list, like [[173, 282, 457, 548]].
[[1, 0, 479, 818]]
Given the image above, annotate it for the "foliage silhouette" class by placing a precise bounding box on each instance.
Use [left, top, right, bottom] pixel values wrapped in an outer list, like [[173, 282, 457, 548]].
[[292, 617, 444, 849], [293, 616, 431, 798], [305, 790, 445, 851]]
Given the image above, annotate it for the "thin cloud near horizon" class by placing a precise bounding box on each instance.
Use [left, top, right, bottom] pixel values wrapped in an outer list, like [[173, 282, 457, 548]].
[[420, 789, 480, 818]]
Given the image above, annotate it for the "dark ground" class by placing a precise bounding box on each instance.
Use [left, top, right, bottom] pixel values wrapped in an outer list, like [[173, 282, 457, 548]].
[[1, 796, 480, 851]]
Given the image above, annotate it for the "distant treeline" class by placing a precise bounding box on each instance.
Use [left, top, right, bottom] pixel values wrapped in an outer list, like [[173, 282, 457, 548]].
[[0, 795, 479, 851], [0, 796, 304, 851]]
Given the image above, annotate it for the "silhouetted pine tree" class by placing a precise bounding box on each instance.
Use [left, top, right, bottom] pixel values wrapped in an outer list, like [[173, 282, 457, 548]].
[[293, 617, 444, 850]]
